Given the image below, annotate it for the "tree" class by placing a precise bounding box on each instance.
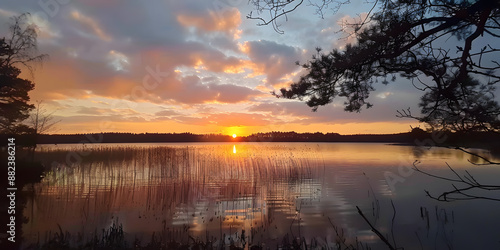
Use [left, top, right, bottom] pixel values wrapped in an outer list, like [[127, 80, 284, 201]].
[[0, 13, 46, 134], [28, 100, 60, 136], [416, 76, 500, 131], [249, 0, 500, 132]]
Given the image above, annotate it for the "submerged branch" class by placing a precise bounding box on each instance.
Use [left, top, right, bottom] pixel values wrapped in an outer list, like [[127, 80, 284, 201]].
[[356, 206, 398, 250], [414, 161, 500, 202]]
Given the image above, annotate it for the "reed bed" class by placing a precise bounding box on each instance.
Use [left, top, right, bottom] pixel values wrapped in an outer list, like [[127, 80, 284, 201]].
[[24, 144, 326, 248]]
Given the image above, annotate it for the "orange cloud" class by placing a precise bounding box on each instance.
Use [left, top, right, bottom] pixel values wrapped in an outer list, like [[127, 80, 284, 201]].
[[188, 52, 246, 73], [26, 59, 83, 101], [177, 8, 241, 38], [238, 40, 303, 85], [70, 10, 111, 41]]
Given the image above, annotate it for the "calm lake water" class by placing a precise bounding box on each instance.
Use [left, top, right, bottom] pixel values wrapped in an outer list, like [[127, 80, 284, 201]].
[[24, 143, 500, 249]]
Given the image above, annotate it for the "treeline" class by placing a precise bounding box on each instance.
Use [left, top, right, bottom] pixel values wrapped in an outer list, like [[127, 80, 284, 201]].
[[34, 133, 233, 144], [10, 131, 413, 144], [1, 130, 498, 152], [245, 131, 412, 142]]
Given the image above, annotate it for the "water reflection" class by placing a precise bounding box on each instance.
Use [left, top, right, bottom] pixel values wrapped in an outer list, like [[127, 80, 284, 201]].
[[25, 143, 500, 249]]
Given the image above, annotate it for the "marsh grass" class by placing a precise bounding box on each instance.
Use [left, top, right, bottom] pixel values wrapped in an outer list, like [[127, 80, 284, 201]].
[[30, 220, 322, 249], [25, 144, 325, 249]]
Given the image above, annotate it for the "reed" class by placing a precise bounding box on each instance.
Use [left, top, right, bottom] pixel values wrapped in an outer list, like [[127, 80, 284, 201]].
[[25, 144, 325, 249]]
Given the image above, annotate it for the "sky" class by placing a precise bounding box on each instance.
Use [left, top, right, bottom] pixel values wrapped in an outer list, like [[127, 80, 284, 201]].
[[0, 0, 426, 136]]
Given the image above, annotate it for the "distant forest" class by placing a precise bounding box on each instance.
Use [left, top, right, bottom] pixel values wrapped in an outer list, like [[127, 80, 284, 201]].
[[36, 131, 408, 143], [4, 130, 497, 151]]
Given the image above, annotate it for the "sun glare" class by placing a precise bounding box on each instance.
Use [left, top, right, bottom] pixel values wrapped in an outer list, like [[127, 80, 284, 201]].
[[232, 134, 237, 138]]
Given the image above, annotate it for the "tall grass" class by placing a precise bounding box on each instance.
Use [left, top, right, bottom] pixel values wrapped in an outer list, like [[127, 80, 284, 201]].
[[24, 144, 325, 248]]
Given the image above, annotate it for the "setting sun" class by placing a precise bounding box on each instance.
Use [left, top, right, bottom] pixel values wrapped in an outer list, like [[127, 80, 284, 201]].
[[232, 134, 237, 138]]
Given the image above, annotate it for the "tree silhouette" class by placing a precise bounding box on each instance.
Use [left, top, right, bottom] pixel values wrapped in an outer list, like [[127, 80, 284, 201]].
[[0, 13, 46, 134], [29, 100, 60, 136], [418, 77, 500, 131], [250, 0, 500, 132]]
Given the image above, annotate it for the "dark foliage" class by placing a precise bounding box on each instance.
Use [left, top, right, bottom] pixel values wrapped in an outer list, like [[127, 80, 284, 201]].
[[250, 0, 500, 132], [0, 13, 46, 134]]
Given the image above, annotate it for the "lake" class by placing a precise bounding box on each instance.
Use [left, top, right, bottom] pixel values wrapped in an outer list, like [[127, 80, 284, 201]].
[[23, 143, 500, 249]]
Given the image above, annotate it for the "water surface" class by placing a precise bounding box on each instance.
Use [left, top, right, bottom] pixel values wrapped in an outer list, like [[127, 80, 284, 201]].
[[24, 143, 500, 249]]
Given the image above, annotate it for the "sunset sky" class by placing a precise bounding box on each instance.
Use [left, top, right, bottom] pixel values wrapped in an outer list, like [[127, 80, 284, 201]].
[[0, 0, 425, 135]]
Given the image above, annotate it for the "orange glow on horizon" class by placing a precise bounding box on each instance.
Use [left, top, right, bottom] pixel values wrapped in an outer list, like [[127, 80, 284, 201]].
[[46, 116, 419, 136]]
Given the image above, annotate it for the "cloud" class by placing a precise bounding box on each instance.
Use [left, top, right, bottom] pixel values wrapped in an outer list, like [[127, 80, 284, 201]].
[[55, 114, 147, 124], [76, 107, 107, 115], [154, 110, 181, 117], [210, 83, 263, 103], [0, 8, 17, 18], [4, 2, 283, 106], [70, 10, 112, 41], [377, 92, 393, 99], [332, 12, 370, 49], [248, 97, 418, 124], [75, 107, 140, 116], [154, 75, 262, 104], [184, 43, 246, 73], [107, 50, 130, 72], [177, 7, 241, 38], [9, 2, 251, 104], [240, 40, 303, 85]]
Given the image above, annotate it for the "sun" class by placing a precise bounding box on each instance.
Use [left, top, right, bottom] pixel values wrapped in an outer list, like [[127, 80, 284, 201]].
[[232, 134, 237, 138]]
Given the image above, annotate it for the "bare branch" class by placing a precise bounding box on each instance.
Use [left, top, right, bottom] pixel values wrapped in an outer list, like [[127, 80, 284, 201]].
[[415, 161, 500, 202], [454, 147, 500, 165]]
